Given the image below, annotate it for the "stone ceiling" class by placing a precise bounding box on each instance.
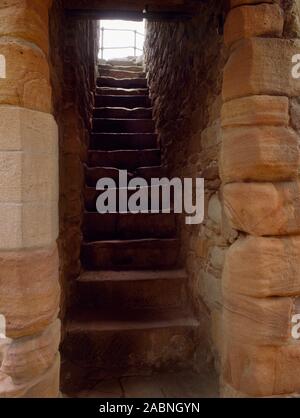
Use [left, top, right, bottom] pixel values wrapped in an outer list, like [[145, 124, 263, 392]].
[[63, 0, 206, 19]]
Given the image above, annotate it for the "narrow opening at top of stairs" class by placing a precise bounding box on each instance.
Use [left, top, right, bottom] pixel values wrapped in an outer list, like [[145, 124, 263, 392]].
[[99, 19, 146, 63]]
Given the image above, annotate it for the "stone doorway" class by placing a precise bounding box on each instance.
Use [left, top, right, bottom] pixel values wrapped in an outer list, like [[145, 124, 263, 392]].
[[1, 0, 300, 398]]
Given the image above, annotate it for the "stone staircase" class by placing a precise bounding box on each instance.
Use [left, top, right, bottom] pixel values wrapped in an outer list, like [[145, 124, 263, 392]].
[[62, 61, 199, 389]]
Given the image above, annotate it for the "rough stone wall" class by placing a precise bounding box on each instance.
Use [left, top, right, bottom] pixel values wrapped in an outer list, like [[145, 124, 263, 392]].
[[146, 0, 300, 395], [145, 0, 229, 372], [221, 0, 300, 397], [49, 1, 98, 321]]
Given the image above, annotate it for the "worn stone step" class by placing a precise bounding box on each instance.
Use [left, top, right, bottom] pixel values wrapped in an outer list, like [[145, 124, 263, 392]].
[[81, 238, 180, 270], [84, 166, 134, 187], [84, 185, 172, 212], [96, 87, 148, 96], [98, 77, 147, 89], [99, 68, 145, 79], [98, 62, 143, 71], [83, 212, 177, 240], [136, 166, 167, 180], [99, 63, 143, 71], [90, 133, 157, 150], [84, 186, 100, 211], [93, 107, 152, 119], [76, 269, 187, 309], [92, 118, 155, 134], [62, 307, 198, 373], [106, 59, 143, 67], [95, 95, 151, 109], [84, 165, 166, 187], [88, 149, 161, 169]]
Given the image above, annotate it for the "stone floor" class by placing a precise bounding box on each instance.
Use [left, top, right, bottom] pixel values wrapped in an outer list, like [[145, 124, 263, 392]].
[[70, 371, 219, 398]]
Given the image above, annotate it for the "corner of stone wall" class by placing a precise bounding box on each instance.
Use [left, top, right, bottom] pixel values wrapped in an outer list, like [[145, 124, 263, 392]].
[[221, 0, 300, 398]]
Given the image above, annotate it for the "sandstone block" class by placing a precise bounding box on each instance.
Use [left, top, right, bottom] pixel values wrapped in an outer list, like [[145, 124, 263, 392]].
[[200, 120, 221, 161], [220, 382, 250, 398], [223, 291, 292, 345], [0, 0, 51, 54], [201, 270, 222, 311], [223, 181, 300, 236], [223, 341, 300, 396], [208, 194, 222, 226], [223, 38, 300, 101], [0, 200, 58, 250], [0, 108, 58, 246], [210, 246, 227, 270], [225, 4, 283, 47], [220, 126, 299, 183], [195, 238, 210, 259], [0, 245, 60, 338], [229, 0, 278, 7], [221, 96, 289, 127], [290, 97, 300, 133], [0, 106, 58, 153], [0, 39, 51, 112], [211, 307, 224, 362], [0, 151, 58, 203], [0, 320, 60, 383], [285, 1, 300, 38], [0, 353, 60, 398], [223, 235, 300, 297]]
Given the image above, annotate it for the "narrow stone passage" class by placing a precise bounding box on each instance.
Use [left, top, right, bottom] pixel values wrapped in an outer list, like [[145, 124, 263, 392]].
[[61, 61, 200, 394]]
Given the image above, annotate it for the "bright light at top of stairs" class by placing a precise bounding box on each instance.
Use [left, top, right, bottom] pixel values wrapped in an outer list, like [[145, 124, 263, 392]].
[[99, 19, 145, 60]]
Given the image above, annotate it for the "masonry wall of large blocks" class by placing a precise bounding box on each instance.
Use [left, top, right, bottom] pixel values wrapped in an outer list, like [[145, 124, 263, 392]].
[[0, 0, 60, 397], [222, 0, 300, 398]]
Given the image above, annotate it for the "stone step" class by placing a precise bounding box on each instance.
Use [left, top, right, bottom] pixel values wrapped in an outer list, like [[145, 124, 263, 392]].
[[81, 238, 180, 270], [92, 118, 155, 134], [95, 95, 151, 109], [84, 165, 166, 187], [136, 165, 168, 180], [76, 269, 187, 309], [106, 59, 143, 67], [83, 212, 177, 240], [84, 186, 101, 211], [96, 87, 148, 96], [98, 77, 147, 89], [84, 185, 172, 212], [88, 149, 161, 169], [93, 107, 152, 119], [62, 307, 198, 373], [99, 68, 145, 79], [90, 133, 157, 150], [84, 165, 134, 187], [99, 64, 143, 72]]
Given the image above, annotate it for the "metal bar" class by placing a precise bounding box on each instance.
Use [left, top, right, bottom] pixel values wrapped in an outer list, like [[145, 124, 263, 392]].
[[100, 46, 143, 50], [134, 30, 137, 57], [98, 28, 144, 38], [101, 27, 104, 60], [99, 28, 143, 34]]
